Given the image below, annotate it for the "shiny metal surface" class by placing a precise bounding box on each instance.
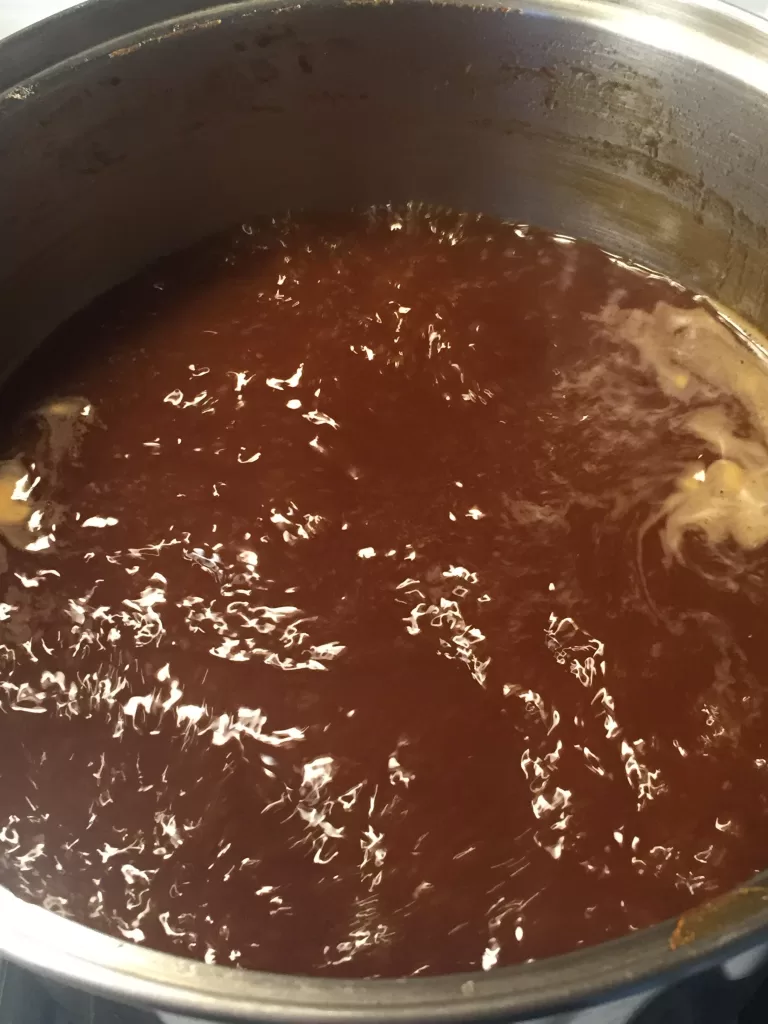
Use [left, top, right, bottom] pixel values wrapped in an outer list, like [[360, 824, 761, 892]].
[[3, 0, 768, 1019]]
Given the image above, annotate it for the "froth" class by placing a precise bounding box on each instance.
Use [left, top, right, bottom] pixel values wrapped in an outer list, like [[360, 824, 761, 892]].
[[597, 301, 768, 560]]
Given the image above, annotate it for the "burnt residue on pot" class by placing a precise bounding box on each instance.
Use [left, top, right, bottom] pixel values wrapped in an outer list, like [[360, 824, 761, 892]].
[[108, 18, 223, 60], [670, 887, 768, 950]]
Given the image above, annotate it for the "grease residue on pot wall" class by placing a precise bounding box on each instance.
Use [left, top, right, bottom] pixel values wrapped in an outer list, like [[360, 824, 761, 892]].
[[0, 206, 767, 978]]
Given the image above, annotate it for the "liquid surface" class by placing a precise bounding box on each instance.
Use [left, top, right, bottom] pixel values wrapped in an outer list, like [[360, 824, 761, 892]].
[[1, 208, 767, 978]]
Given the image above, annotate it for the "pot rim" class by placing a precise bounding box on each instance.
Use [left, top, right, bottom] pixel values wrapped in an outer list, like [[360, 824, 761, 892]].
[[2, 0, 768, 1019], [2, 885, 768, 1021]]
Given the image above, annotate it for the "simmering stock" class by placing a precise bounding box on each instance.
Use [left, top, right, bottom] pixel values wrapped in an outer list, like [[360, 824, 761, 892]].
[[0, 207, 767, 977]]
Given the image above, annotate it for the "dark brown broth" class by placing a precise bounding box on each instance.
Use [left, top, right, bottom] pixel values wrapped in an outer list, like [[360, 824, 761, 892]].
[[0, 207, 766, 978]]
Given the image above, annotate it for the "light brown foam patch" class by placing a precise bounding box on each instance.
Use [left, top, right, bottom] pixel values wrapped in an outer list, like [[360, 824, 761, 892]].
[[596, 301, 768, 559], [0, 397, 91, 552]]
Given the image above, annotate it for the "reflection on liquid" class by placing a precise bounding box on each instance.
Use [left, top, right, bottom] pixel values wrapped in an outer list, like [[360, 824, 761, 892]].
[[0, 207, 766, 978]]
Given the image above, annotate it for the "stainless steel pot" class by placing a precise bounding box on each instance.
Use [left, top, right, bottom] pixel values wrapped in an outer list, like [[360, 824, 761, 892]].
[[2, 0, 768, 1020]]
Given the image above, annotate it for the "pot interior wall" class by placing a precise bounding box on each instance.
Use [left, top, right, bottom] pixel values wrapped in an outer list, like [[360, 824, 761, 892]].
[[1, 1, 768, 383]]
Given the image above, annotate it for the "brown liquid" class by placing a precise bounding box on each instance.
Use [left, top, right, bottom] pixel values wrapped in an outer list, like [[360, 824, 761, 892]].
[[0, 207, 767, 978]]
